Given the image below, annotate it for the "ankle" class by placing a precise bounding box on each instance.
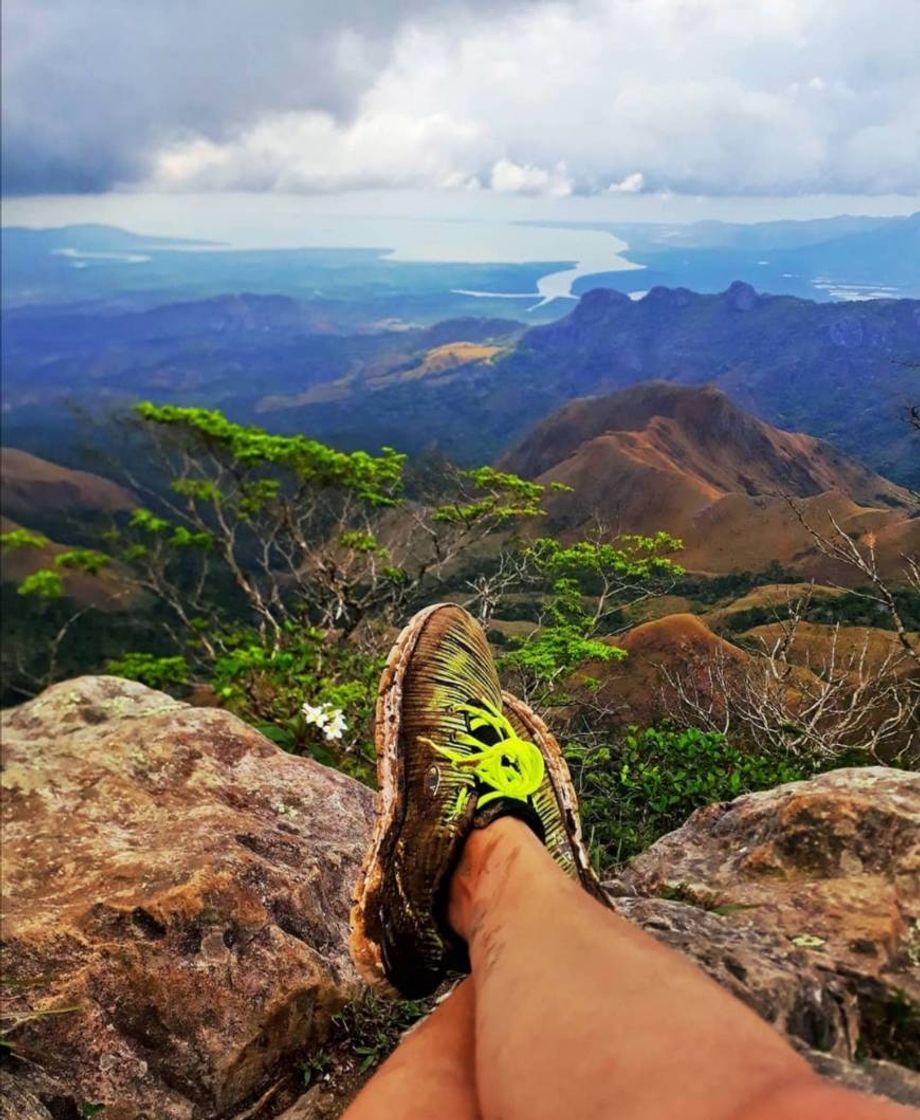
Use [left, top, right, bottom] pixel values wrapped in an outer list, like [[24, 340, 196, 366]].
[[447, 816, 536, 941]]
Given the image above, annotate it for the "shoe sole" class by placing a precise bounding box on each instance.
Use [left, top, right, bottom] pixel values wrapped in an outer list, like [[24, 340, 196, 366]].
[[348, 602, 450, 994]]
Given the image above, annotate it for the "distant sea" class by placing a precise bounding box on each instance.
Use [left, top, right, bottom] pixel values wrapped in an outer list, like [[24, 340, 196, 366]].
[[5, 188, 920, 305]]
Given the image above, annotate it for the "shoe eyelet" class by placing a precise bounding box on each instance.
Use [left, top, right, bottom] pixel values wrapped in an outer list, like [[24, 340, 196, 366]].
[[426, 765, 441, 796]]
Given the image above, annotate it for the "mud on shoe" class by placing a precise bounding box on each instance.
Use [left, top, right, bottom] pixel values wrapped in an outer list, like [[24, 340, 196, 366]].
[[349, 603, 508, 997], [349, 604, 608, 999]]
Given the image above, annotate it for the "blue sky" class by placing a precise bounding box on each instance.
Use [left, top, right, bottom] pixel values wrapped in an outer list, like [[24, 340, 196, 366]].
[[3, 0, 919, 223]]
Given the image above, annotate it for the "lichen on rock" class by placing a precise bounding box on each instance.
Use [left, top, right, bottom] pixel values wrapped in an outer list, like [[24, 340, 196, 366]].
[[618, 767, 920, 1106], [1, 676, 374, 1120]]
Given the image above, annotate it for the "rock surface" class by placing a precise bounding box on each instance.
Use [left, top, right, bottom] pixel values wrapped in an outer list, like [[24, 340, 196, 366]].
[[3, 679, 919, 1117], [1, 676, 374, 1120], [617, 767, 920, 1105]]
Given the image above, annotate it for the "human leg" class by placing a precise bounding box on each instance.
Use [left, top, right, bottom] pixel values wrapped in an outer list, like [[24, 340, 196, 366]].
[[342, 979, 480, 1120], [449, 818, 909, 1120]]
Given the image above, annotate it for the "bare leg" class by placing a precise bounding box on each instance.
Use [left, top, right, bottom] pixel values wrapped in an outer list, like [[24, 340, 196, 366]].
[[449, 818, 910, 1120], [342, 979, 480, 1120]]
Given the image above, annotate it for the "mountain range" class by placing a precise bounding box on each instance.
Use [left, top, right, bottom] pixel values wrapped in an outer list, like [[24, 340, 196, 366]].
[[249, 281, 919, 487], [2, 260, 918, 491], [501, 381, 918, 581], [4, 381, 916, 588]]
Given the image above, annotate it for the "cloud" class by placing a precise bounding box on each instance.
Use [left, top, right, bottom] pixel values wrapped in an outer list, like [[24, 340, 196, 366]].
[[484, 159, 572, 196], [607, 172, 645, 194], [4, 0, 920, 197], [152, 110, 484, 193], [0, 0, 519, 195]]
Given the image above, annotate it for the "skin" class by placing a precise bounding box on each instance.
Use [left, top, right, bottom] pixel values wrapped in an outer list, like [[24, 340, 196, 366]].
[[343, 978, 480, 1120], [345, 818, 913, 1120]]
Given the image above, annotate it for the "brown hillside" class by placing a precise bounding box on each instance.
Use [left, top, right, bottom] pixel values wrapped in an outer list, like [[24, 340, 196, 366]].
[[501, 382, 917, 581], [504, 381, 911, 506], [398, 341, 502, 381], [575, 612, 879, 735], [741, 620, 920, 679], [1, 448, 136, 520], [0, 517, 136, 611], [577, 613, 751, 726]]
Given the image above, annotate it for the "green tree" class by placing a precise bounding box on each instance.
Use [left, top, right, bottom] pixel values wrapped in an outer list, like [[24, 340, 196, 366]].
[[500, 532, 684, 701]]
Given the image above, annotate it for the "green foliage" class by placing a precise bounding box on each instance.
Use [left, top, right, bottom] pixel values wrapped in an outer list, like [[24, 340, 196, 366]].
[[54, 549, 111, 574], [17, 569, 64, 599], [170, 477, 219, 502], [105, 652, 190, 690], [300, 1048, 333, 1088], [338, 530, 387, 555], [502, 586, 623, 680], [136, 402, 406, 506], [527, 532, 684, 585], [130, 508, 170, 534], [209, 626, 382, 783], [333, 990, 430, 1074], [0, 528, 50, 551], [432, 465, 546, 525], [567, 726, 820, 870], [500, 535, 683, 694], [168, 526, 214, 550]]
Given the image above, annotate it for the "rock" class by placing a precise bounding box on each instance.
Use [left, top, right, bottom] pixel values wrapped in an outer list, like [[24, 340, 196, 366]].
[[5, 681, 918, 1117], [619, 767, 920, 1106], [1, 676, 375, 1120], [275, 1086, 344, 1120], [0, 1075, 54, 1120]]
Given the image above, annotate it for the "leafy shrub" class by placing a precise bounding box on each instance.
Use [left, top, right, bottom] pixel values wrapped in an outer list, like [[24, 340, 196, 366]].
[[17, 570, 64, 599], [566, 725, 821, 870], [208, 627, 382, 783], [105, 652, 190, 691], [1, 529, 50, 551]]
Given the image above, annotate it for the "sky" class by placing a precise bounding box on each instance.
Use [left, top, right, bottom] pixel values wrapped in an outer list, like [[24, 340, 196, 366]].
[[3, 0, 920, 228]]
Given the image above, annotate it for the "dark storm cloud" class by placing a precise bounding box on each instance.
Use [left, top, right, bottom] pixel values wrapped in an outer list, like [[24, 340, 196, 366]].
[[4, 0, 919, 198], [0, 0, 528, 194]]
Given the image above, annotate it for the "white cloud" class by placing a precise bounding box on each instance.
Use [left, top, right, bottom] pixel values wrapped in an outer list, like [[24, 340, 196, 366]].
[[152, 109, 483, 193], [489, 159, 574, 197], [8, 0, 919, 198], [608, 172, 645, 194]]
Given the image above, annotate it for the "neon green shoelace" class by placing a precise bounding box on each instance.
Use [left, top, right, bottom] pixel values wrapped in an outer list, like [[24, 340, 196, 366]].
[[434, 697, 545, 809]]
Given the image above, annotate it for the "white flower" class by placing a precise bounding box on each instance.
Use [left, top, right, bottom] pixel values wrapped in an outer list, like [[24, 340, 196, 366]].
[[323, 709, 348, 741], [301, 702, 328, 727], [301, 701, 348, 741]]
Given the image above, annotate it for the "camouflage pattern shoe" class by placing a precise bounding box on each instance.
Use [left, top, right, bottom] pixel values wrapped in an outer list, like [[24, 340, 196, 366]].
[[349, 602, 606, 998]]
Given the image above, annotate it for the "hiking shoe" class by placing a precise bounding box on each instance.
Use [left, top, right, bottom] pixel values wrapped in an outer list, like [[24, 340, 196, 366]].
[[349, 603, 605, 997], [350, 602, 547, 996], [498, 691, 610, 906]]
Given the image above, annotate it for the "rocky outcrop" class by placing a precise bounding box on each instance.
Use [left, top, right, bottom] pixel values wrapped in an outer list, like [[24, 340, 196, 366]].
[[1, 677, 374, 1120], [615, 767, 920, 1106], [3, 679, 918, 1117]]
